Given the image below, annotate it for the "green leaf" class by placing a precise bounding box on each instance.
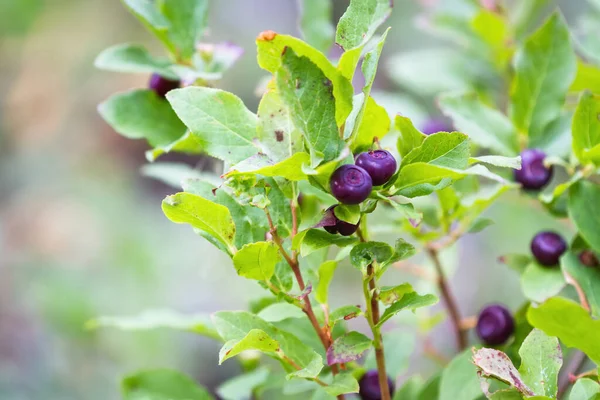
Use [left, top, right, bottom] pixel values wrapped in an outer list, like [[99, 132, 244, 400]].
[[333, 204, 361, 224], [439, 92, 519, 156], [122, 369, 214, 400], [378, 283, 415, 305], [489, 389, 525, 400], [167, 87, 259, 163], [561, 251, 600, 318], [509, 12, 576, 146], [364, 330, 416, 378], [256, 32, 353, 127], [99, 89, 186, 147], [257, 303, 304, 322], [146, 131, 204, 162], [213, 311, 324, 379], [219, 329, 280, 364], [326, 331, 372, 365], [323, 372, 360, 397], [521, 262, 566, 303], [350, 241, 394, 272], [233, 242, 280, 281], [95, 43, 176, 77], [378, 195, 423, 225], [299, 0, 334, 55], [276, 47, 345, 164], [570, 60, 600, 94], [572, 90, 600, 165], [472, 348, 535, 396], [121, 0, 172, 53], [335, 0, 392, 50], [469, 155, 522, 169], [568, 180, 600, 253], [400, 131, 470, 169], [162, 192, 236, 255], [216, 367, 270, 400], [227, 152, 311, 181], [395, 116, 426, 158], [527, 297, 600, 364], [293, 229, 358, 257], [140, 161, 207, 189], [315, 261, 337, 305], [569, 378, 600, 400], [86, 309, 220, 340], [518, 329, 562, 397], [439, 350, 482, 400], [393, 376, 424, 400], [348, 95, 391, 152], [378, 292, 438, 327], [158, 0, 209, 61]]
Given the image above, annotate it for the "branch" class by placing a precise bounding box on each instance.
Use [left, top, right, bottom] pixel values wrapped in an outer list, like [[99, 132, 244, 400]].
[[558, 351, 587, 399]]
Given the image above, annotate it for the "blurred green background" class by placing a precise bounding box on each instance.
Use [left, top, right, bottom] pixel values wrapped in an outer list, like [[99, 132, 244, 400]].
[[0, 0, 589, 399]]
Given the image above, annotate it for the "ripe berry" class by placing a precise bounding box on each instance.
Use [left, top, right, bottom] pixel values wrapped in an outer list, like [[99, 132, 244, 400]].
[[579, 250, 599, 267], [358, 370, 395, 400], [323, 206, 359, 236], [149, 73, 180, 98], [531, 231, 567, 266], [421, 118, 452, 135], [330, 164, 373, 205], [476, 304, 514, 346], [514, 149, 553, 190], [355, 150, 397, 186]]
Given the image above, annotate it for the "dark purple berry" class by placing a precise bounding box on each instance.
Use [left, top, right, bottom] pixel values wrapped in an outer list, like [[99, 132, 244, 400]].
[[330, 165, 373, 205], [322, 205, 359, 236], [355, 150, 397, 186], [514, 149, 553, 190], [421, 118, 452, 135], [358, 370, 395, 400], [476, 304, 514, 346], [531, 231, 567, 266], [149, 73, 180, 98], [579, 250, 599, 267]]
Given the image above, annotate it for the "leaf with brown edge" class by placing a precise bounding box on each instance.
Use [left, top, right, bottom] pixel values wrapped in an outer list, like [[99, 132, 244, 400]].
[[472, 347, 535, 397]]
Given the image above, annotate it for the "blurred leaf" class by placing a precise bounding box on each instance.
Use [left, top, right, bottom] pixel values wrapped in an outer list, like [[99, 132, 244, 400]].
[[299, 0, 334, 54], [87, 309, 220, 340], [335, 0, 392, 50], [510, 0, 551, 41], [167, 87, 259, 163], [146, 131, 204, 162], [568, 181, 600, 253], [256, 33, 353, 127], [364, 330, 416, 378], [95, 43, 176, 78], [227, 152, 310, 181], [400, 132, 470, 169], [393, 376, 424, 400], [122, 369, 214, 400], [141, 162, 207, 188], [471, 9, 512, 68], [569, 378, 600, 400], [561, 251, 600, 318], [219, 329, 280, 364], [439, 92, 519, 156], [540, 171, 583, 215], [216, 367, 270, 400], [258, 303, 304, 322], [517, 329, 562, 397], [439, 350, 482, 400], [489, 389, 525, 399], [159, 0, 209, 61], [162, 192, 236, 255], [521, 262, 566, 303], [527, 297, 600, 364], [469, 155, 521, 169], [377, 292, 438, 327], [99, 89, 186, 147], [417, 374, 441, 400], [572, 91, 600, 165], [323, 372, 359, 396], [395, 116, 426, 158], [468, 217, 494, 233], [0, 0, 43, 36], [121, 0, 173, 53], [293, 229, 358, 257], [509, 12, 576, 147], [276, 48, 345, 164], [326, 331, 372, 365], [233, 242, 281, 281], [473, 348, 535, 396], [570, 61, 600, 94]]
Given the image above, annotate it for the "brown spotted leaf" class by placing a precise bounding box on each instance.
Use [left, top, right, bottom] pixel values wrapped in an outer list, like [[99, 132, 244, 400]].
[[472, 348, 535, 397], [326, 331, 372, 365]]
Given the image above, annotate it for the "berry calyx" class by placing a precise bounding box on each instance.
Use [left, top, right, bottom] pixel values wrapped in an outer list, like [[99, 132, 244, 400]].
[[322, 206, 359, 236], [514, 149, 553, 190], [355, 150, 397, 186], [421, 118, 452, 135], [476, 304, 514, 346], [358, 370, 395, 400], [330, 164, 373, 205], [579, 250, 599, 268], [149, 73, 180, 98], [531, 231, 567, 266]]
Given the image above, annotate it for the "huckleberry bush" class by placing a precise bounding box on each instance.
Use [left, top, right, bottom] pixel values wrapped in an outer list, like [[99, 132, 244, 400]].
[[92, 0, 600, 399]]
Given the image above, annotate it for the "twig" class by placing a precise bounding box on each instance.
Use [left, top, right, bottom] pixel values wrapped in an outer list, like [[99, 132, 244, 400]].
[[558, 351, 587, 398], [425, 246, 467, 351]]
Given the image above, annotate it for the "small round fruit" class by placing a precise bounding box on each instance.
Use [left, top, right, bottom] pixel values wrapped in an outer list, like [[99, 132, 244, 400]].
[[421, 118, 452, 135], [330, 164, 373, 205], [531, 231, 567, 266], [358, 370, 395, 400], [355, 150, 398, 186], [579, 250, 599, 267], [476, 304, 514, 346], [514, 149, 553, 190], [149, 73, 180, 98], [322, 205, 359, 236]]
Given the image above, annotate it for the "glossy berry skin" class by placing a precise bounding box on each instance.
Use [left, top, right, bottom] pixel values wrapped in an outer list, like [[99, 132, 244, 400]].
[[358, 370, 395, 400], [531, 231, 567, 266], [476, 304, 514, 346], [514, 149, 553, 190], [330, 164, 373, 205], [149, 73, 180, 98], [421, 118, 451, 135], [355, 150, 397, 186]]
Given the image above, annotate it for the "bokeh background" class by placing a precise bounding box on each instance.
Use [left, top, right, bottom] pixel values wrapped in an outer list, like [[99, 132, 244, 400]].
[[0, 0, 590, 399]]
